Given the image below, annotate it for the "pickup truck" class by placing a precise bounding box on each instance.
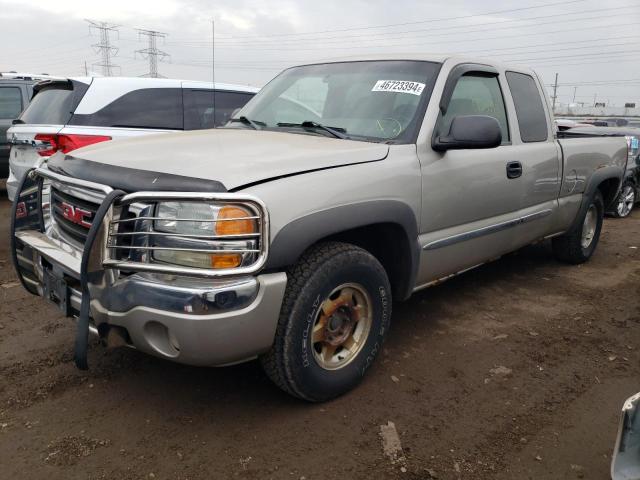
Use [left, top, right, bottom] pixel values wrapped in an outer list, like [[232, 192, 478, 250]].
[[11, 55, 628, 402]]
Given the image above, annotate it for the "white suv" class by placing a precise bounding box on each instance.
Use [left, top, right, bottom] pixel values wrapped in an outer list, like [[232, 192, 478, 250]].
[[6, 77, 259, 200]]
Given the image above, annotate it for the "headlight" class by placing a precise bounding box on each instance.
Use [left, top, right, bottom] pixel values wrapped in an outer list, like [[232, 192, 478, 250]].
[[104, 192, 268, 277], [151, 201, 259, 269]]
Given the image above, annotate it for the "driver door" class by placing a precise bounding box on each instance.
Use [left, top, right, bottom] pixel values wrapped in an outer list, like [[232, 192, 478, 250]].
[[416, 68, 523, 285]]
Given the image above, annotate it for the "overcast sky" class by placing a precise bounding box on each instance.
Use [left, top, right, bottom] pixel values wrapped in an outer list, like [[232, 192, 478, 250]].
[[1, 0, 639, 106]]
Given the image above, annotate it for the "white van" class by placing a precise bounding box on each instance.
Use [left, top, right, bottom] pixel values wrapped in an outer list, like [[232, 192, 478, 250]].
[[6, 77, 258, 199]]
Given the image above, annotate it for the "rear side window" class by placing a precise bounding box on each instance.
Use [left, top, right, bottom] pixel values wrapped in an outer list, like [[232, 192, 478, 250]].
[[71, 88, 183, 130], [20, 86, 77, 125], [0, 87, 23, 119], [506, 72, 548, 142], [184, 90, 254, 129], [440, 74, 510, 143]]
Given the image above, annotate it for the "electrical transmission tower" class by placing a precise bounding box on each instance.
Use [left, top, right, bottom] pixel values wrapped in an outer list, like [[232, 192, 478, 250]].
[[86, 20, 120, 76], [135, 29, 169, 78]]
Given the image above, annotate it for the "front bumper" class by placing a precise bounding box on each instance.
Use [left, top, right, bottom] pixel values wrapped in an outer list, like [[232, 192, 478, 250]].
[[12, 168, 286, 367]]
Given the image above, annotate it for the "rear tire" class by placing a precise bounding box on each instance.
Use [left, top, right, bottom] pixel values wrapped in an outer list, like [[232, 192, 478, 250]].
[[260, 242, 391, 402], [609, 182, 636, 218], [552, 190, 604, 264]]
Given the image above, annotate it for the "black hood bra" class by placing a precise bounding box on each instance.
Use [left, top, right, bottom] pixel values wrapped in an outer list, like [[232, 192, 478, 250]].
[[47, 154, 227, 193]]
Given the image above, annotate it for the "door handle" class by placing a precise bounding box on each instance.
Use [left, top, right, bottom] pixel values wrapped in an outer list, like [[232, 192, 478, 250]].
[[506, 161, 522, 179]]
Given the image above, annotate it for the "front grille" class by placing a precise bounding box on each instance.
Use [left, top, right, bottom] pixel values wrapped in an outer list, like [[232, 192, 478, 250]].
[[51, 187, 100, 244]]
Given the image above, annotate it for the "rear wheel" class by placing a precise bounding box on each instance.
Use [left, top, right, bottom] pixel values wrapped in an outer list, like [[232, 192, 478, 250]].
[[610, 182, 636, 218], [260, 242, 391, 402], [552, 190, 604, 264]]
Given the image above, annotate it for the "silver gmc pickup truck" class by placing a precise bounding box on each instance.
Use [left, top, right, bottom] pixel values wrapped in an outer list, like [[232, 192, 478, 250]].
[[11, 55, 628, 401]]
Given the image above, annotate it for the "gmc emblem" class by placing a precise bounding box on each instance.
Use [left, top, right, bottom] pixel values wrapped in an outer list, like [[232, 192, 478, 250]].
[[61, 202, 92, 228]]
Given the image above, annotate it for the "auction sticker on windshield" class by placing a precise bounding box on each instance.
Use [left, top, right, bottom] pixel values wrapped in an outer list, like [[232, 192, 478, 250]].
[[372, 80, 425, 96]]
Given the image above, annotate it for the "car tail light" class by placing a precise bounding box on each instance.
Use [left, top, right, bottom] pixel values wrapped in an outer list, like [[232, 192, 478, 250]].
[[34, 134, 58, 156], [33, 133, 112, 157]]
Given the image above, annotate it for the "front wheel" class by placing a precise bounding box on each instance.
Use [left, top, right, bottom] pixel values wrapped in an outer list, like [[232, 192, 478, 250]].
[[610, 182, 636, 218], [260, 242, 391, 402], [552, 190, 604, 264]]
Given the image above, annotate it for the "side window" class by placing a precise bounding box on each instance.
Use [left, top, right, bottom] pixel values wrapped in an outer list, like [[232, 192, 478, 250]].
[[184, 90, 215, 130], [0, 87, 23, 119], [184, 90, 255, 129], [214, 91, 254, 126], [70, 88, 183, 129], [440, 75, 509, 143], [505, 72, 548, 142]]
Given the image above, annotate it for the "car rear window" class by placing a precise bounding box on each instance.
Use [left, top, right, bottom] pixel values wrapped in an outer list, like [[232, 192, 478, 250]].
[[505, 72, 549, 143], [19, 84, 81, 125], [70, 88, 183, 130], [0, 87, 23, 119], [184, 90, 255, 129]]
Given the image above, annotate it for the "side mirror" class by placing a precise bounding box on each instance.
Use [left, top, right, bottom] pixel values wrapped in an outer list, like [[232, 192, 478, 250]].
[[433, 115, 502, 152]]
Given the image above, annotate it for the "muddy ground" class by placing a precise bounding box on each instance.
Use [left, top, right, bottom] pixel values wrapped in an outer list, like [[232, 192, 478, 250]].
[[0, 192, 638, 480]]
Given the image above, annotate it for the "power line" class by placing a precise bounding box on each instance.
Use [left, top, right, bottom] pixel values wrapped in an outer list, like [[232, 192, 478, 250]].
[[135, 29, 170, 78], [175, 0, 587, 41], [172, 4, 637, 47], [86, 19, 120, 76], [172, 39, 640, 69], [166, 17, 640, 52]]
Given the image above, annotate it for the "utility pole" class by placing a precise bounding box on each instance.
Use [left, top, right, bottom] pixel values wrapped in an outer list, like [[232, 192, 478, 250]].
[[572, 86, 577, 104], [86, 20, 119, 76], [551, 73, 558, 111], [136, 29, 169, 78]]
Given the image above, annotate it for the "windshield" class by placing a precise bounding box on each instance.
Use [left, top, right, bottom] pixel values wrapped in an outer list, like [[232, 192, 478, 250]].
[[234, 60, 441, 143]]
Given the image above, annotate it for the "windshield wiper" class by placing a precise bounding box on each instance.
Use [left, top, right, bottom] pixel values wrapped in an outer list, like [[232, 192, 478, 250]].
[[277, 121, 349, 139], [229, 116, 265, 130]]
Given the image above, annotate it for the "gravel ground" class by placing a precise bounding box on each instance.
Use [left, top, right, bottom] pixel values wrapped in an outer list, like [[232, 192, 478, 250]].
[[0, 193, 638, 480]]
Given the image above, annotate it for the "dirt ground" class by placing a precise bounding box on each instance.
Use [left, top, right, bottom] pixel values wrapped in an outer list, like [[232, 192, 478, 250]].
[[0, 192, 639, 480]]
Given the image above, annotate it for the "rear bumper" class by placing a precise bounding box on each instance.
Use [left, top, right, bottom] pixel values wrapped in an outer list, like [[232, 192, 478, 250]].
[[15, 228, 287, 366], [6, 170, 17, 201]]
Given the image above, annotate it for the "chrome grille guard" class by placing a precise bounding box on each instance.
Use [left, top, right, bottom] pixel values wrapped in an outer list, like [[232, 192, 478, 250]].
[[12, 166, 270, 279]]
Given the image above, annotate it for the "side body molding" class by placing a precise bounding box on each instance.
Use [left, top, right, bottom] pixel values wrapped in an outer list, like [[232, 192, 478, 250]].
[[266, 200, 420, 300]]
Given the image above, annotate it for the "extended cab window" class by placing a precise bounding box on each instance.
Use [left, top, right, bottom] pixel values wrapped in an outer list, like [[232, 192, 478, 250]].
[[440, 75, 509, 143], [70, 88, 183, 129], [506, 72, 548, 142], [0, 87, 23, 119], [184, 90, 254, 129]]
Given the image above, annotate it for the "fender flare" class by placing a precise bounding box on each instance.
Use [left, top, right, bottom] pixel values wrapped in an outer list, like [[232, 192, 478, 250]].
[[265, 200, 420, 300], [584, 165, 624, 209], [566, 166, 624, 232]]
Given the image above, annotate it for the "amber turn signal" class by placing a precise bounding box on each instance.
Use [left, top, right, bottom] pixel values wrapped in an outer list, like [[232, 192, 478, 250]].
[[215, 206, 257, 236], [210, 253, 242, 269]]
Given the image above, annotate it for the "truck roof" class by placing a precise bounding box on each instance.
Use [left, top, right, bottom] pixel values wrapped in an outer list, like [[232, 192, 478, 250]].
[[301, 53, 536, 75]]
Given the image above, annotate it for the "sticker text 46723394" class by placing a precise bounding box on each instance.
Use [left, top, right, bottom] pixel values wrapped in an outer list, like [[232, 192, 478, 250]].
[[371, 80, 426, 96]]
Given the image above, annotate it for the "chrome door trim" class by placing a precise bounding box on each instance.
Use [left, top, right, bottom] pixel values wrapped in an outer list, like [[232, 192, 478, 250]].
[[422, 209, 553, 251]]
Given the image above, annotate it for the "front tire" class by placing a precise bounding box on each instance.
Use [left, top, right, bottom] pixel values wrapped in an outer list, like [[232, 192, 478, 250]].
[[260, 242, 391, 402], [552, 190, 604, 264], [610, 182, 636, 218]]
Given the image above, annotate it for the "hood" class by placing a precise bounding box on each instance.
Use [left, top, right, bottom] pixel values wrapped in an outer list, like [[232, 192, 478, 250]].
[[59, 128, 389, 191]]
